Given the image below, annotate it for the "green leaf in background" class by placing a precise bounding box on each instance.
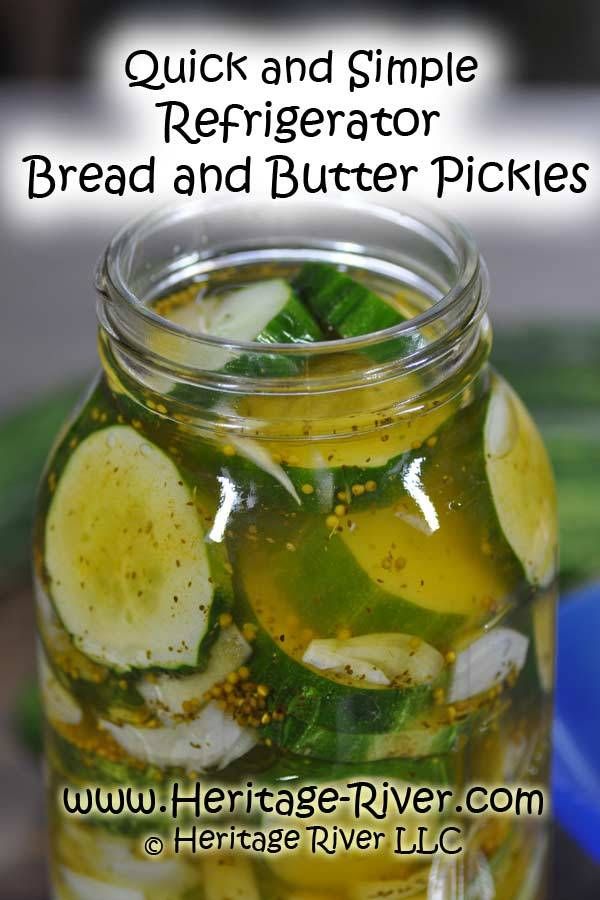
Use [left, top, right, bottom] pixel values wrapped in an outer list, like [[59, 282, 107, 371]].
[[492, 324, 600, 411], [0, 381, 83, 586], [492, 325, 600, 589], [13, 679, 43, 756]]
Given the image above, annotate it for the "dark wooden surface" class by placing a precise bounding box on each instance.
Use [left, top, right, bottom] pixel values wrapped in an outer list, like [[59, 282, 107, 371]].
[[0, 583, 598, 900]]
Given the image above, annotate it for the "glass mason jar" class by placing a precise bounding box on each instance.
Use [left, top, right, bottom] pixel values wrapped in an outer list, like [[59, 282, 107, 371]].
[[34, 200, 558, 900]]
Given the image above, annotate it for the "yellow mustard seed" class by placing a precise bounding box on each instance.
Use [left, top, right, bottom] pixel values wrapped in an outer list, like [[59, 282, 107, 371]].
[[365, 480, 377, 493], [227, 671, 239, 685], [241, 624, 257, 642], [445, 650, 457, 664], [222, 445, 236, 457], [337, 491, 349, 503], [261, 713, 272, 725], [426, 435, 438, 448], [218, 612, 233, 628], [351, 483, 366, 497], [334, 504, 347, 517], [238, 666, 251, 681], [447, 705, 457, 723], [301, 484, 315, 495], [325, 514, 340, 529], [257, 684, 270, 698]]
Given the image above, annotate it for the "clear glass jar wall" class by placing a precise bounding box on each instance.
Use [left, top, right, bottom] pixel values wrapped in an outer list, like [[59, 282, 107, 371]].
[[34, 201, 558, 900]]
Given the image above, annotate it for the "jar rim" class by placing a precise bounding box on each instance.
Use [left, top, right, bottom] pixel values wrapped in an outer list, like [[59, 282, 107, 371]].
[[97, 197, 484, 366]]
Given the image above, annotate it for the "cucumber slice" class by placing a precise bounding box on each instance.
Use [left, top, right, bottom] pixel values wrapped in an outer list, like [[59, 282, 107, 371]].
[[204, 855, 261, 900], [265, 789, 422, 891], [139, 626, 251, 722], [237, 367, 455, 474], [339, 501, 512, 621], [56, 820, 197, 895], [44, 426, 223, 672], [484, 377, 557, 587], [283, 892, 345, 900], [57, 868, 143, 900], [266, 839, 410, 893], [37, 642, 82, 727], [302, 634, 444, 688], [249, 634, 449, 761], [36, 578, 147, 717], [233, 522, 462, 649], [168, 278, 322, 345], [222, 432, 301, 505], [100, 702, 257, 772], [236, 599, 441, 734], [294, 263, 421, 354], [250, 637, 436, 735], [349, 867, 431, 900], [48, 726, 152, 789], [532, 590, 556, 693], [263, 750, 454, 787], [447, 628, 529, 704], [218, 410, 455, 517], [264, 709, 460, 763], [157, 278, 323, 376], [512, 831, 549, 900]]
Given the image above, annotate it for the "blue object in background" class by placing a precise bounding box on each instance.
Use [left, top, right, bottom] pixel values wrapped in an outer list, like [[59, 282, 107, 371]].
[[553, 583, 600, 862]]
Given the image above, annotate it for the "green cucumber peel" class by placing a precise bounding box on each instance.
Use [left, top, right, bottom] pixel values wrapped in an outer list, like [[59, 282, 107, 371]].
[[260, 750, 455, 786], [250, 522, 463, 643], [293, 263, 423, 359], [236, 608, 444, 734], [261, 711, 461, 763]]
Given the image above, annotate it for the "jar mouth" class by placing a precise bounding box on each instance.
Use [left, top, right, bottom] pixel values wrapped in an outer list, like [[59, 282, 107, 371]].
[[98, 198, 484, 362]]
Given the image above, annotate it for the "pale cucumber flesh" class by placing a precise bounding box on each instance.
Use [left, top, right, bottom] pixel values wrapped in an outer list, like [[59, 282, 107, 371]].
[[485, 377, 558, 587], [45, 426, 215, 671]]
